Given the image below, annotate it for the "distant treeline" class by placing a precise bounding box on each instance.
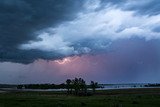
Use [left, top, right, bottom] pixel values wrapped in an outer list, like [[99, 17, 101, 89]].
[[17, 84, 102, 89], [17, 83, 68, 89], [0, 84, 17, 88], [144, 83, 160, 87]]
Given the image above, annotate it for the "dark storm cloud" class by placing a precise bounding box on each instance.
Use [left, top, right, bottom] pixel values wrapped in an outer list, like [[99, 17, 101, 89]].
[[123, 0, 160, 15], [0, 0, 160, 64], [0, 0, 84, 63], [0, 0, 85, 47], [100, 0, 160, 15], [0, 49, 66, 64]]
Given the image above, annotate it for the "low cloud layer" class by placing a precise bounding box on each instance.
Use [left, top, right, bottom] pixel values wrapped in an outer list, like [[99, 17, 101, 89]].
[[0, 0, 160, 63]]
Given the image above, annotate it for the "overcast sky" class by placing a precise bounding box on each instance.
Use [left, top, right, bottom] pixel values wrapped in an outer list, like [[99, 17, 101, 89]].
[[0, 0, 160, 84]]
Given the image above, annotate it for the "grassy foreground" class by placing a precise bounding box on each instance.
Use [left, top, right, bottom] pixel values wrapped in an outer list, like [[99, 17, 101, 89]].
[[0, 88, 160, 107]]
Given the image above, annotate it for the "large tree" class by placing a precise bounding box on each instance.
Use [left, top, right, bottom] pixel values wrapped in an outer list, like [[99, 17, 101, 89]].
[[66, 79, 71, 94]]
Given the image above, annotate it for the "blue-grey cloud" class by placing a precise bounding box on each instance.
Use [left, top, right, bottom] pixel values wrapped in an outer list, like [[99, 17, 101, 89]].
[[0, 0, 83, 47], [0, 0, 85, 63], [21, 0, 160, 57], [0, 0, 160, 64], [122, 0, 160, 15]]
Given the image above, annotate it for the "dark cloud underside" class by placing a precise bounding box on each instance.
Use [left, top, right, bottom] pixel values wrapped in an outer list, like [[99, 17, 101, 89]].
[[0, 0, 85, 63], [0, 0, 160, 63]]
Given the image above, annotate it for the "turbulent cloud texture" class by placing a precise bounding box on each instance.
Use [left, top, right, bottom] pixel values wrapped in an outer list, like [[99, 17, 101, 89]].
[[0, 0, 160, 83], [0, 0, 160, 63], [0, 0, 84, 63]]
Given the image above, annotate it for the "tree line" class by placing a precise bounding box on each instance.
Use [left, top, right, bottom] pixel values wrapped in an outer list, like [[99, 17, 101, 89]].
[[17, 78, 100, 95]]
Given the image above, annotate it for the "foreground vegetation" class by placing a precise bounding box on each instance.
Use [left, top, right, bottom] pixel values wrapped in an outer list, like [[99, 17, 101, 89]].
[[0, 88, 160, 107]]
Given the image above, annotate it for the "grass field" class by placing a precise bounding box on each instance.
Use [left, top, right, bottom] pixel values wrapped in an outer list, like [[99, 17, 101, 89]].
[[0, 88, 160, 107]]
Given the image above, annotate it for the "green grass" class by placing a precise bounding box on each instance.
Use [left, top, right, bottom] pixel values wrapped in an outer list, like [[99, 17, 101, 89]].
[[0, 88, 160, 107]]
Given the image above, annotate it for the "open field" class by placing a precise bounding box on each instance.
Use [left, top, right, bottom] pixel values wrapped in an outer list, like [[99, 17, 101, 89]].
[[0, 88, 160, 107]]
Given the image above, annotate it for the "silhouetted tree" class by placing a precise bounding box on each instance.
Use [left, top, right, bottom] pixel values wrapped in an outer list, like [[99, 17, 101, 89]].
[[17, 85, 23, 89], [66, 79, 71, 94], [90, 81, 98, 93], [73, 78, 79, 95], [68, 78, 87, 95]]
